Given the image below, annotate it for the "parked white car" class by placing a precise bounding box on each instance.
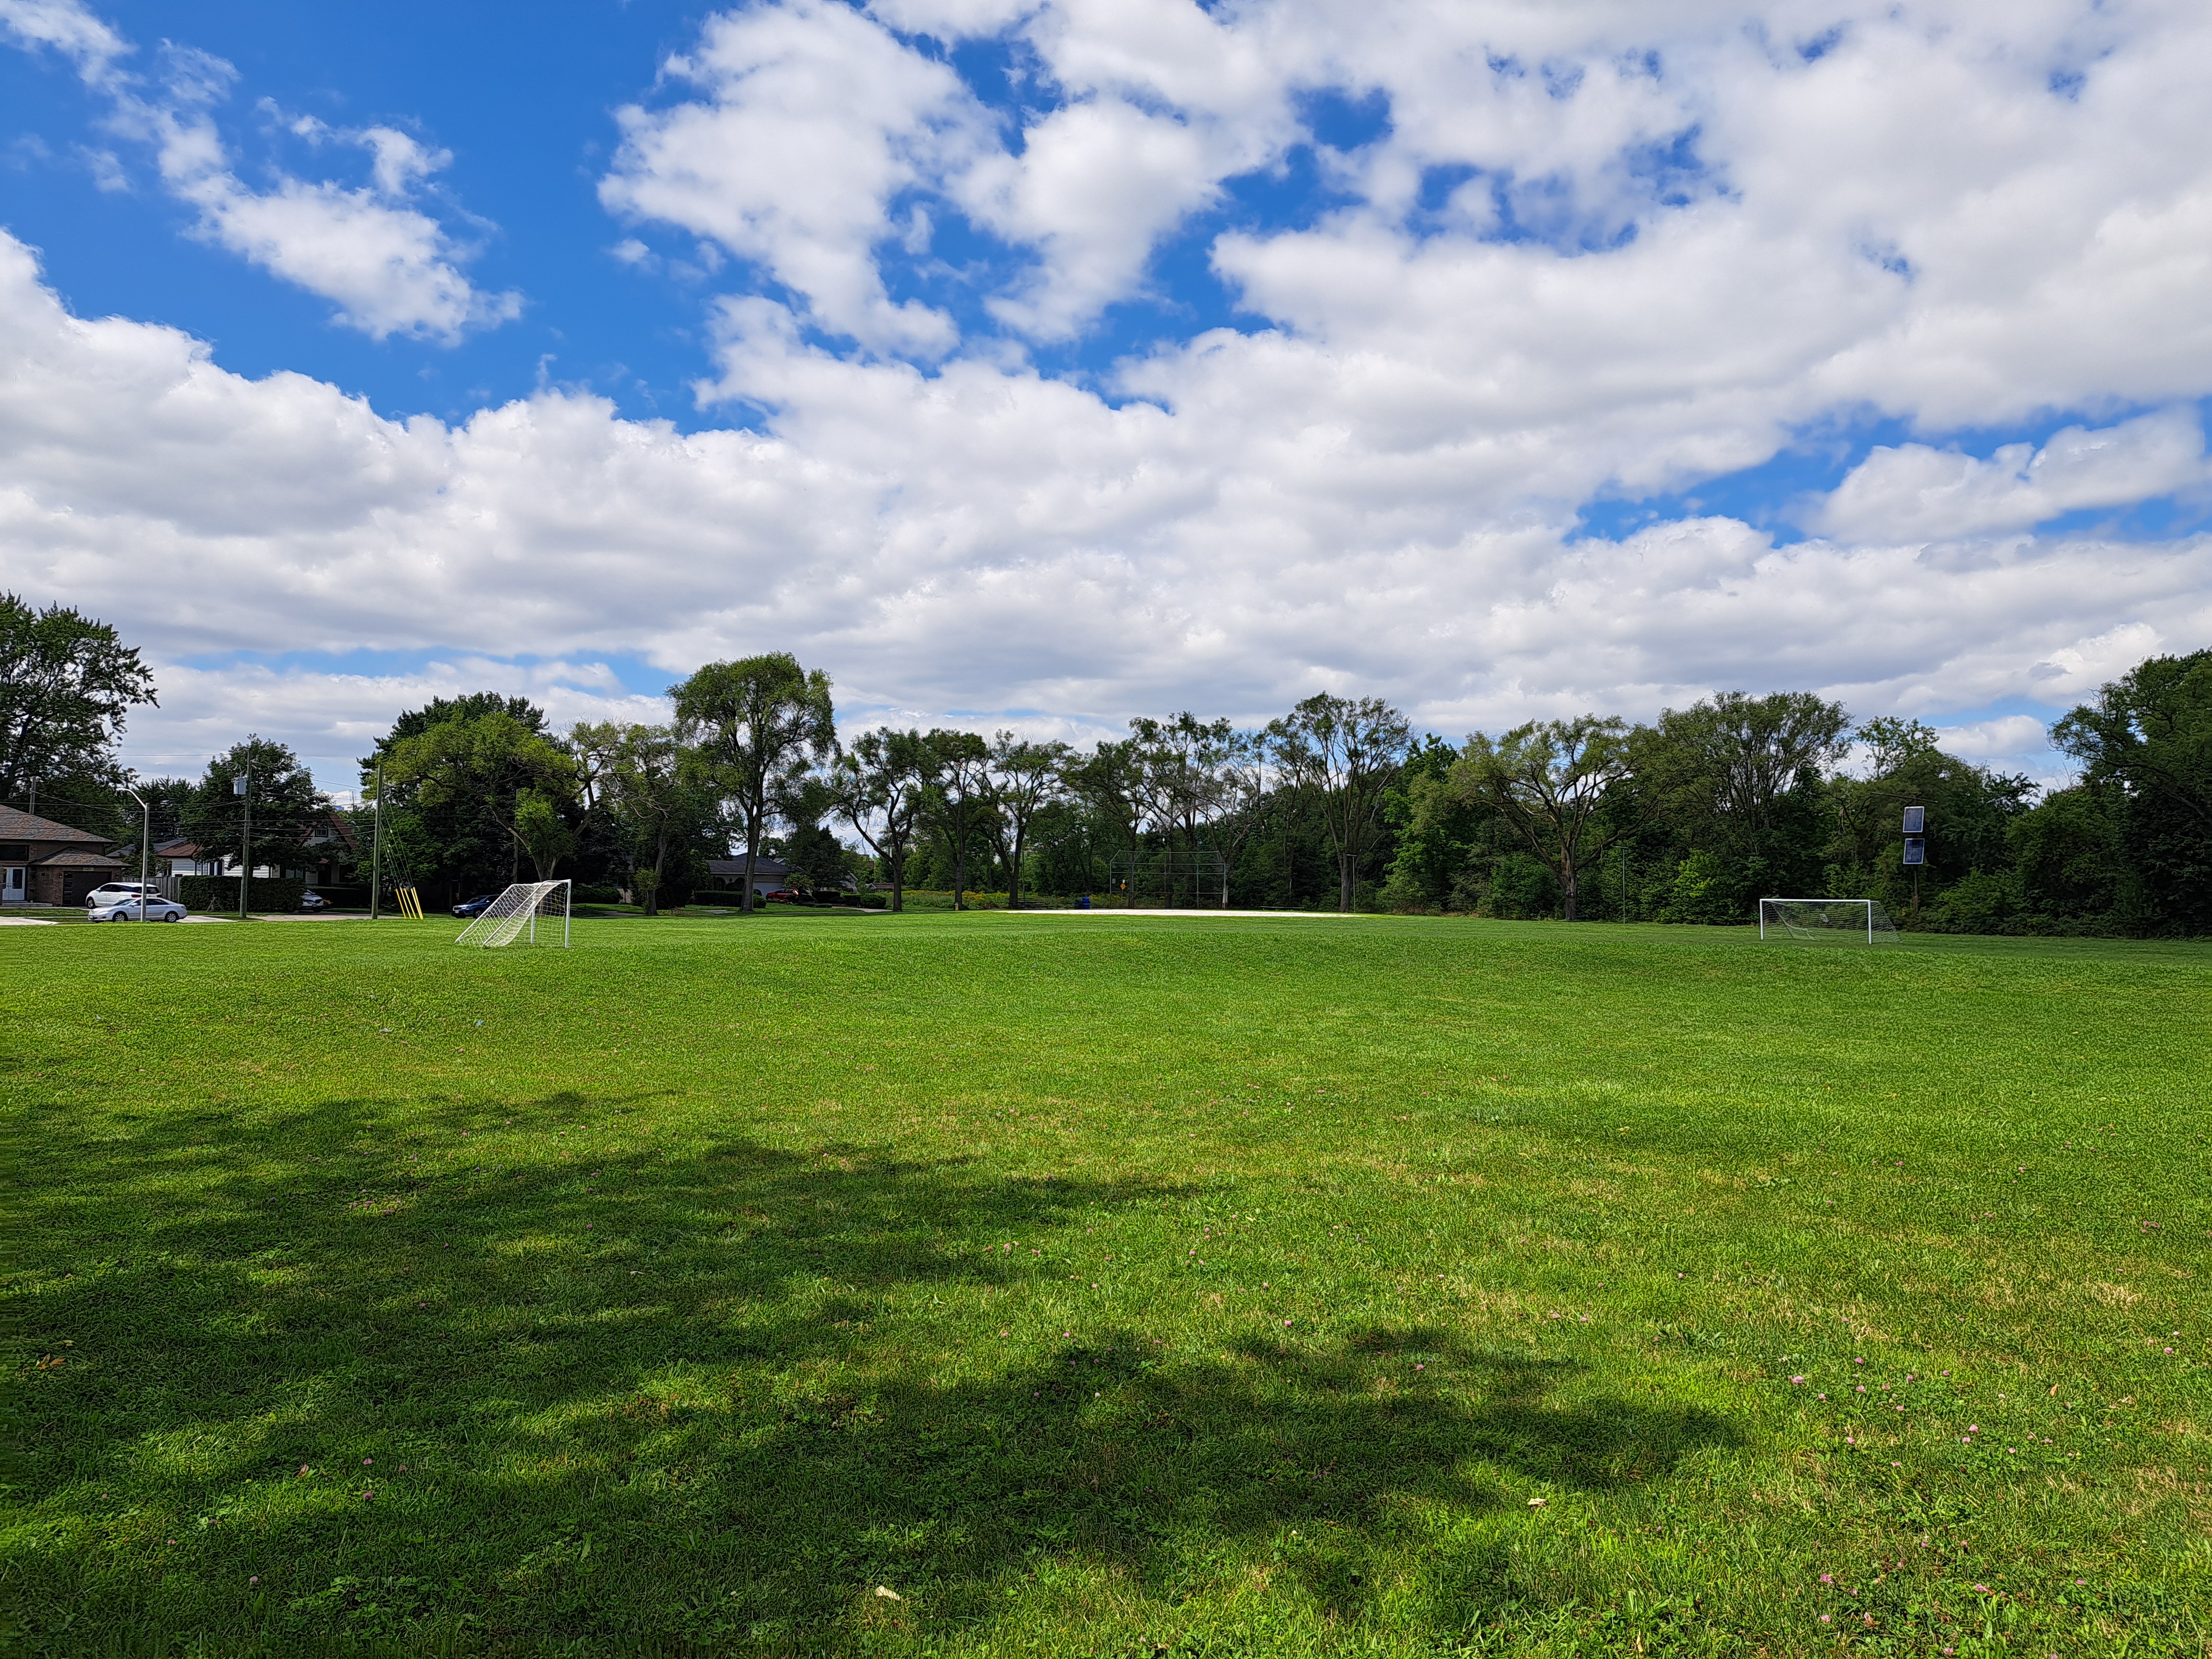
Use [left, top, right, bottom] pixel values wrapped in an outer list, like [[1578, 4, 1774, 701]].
[[88, 893, 188, 922], [84, 881, 159, 907]]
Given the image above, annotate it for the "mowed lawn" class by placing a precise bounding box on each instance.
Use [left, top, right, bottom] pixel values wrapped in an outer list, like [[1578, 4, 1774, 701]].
[[3, 914, 2208, 1658]]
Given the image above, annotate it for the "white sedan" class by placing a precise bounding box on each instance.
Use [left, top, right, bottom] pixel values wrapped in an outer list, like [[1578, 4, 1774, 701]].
[[88, 895, 188, 922]]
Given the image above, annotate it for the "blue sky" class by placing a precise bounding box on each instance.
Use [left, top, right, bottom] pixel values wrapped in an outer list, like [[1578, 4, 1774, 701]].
[[3, 0, 2210, 792]]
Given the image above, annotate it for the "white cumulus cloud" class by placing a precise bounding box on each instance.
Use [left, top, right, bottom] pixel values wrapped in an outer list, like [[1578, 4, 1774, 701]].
[[601, 0, 984, 354], [2, 1, 520, 342], [1814, 410, 2208, 542], [3, 232, 2209, 787], [9, 0, 2212, 778], [0, 0, 125, 85]]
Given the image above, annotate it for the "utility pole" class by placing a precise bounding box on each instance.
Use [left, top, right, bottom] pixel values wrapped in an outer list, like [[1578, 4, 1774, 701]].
[[128, 788, 149, 921], [369, 760, 384, 921], [235, 773, 251, 920]]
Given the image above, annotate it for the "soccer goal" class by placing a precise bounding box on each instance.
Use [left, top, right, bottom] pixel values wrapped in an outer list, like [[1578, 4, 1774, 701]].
[[1758, 897, 1898, 944], [455, 880, 571, 948]]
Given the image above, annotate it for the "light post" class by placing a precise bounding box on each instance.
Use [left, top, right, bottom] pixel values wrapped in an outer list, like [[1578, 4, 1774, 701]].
[[235, 773, 251, 920], [127, 787, 150, 921]]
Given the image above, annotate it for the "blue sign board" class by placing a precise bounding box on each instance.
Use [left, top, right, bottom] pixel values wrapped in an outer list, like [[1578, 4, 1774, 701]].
[[1902, 837, 1926, 866], [1902, 805, 1925, 833]]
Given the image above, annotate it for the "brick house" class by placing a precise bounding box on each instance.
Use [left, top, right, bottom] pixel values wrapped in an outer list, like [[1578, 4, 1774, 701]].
[[0, 807, 125, 906]]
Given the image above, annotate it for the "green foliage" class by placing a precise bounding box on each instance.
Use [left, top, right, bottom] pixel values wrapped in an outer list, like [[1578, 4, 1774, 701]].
[[2055, 650, 2212, 932], [365, 695, 558, 899], [672, 653, 836, 914], [1269, 693, 1414, 912], [1827, 747, 2035, 921], [0, 592, 158, 807], [179, 736, 331, 879], [175, 874, 307, 913], [7, 917, 2209, 1655], [829, 729, 936, 910], [380, 710, 578, 887], [512, 789, 576, 880], [1440, 716, 1633, 921], [919, 727, 992, 909]]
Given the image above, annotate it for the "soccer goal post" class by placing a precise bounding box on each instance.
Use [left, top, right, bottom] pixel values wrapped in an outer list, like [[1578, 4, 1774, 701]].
[[1757, 897, 1897, 944], [455, 880, 572, 948]]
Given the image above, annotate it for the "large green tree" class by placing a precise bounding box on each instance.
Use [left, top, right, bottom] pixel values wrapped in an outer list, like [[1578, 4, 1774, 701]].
[[0, 594, 158, 811], [1443, 715, 1635, 922], [178, 738, 331, 904], [2053, 649, 2212, 930], [829, 729, 936, 912], [920, 729, 992, 909], [983, 732, 1070, 910], [380, 711, 579, 885], [671, 654, 835, 914], [362, 695, 556, 899], [1826, 721, 2034, 925], [1067, 739, 1146, 906], [1269, 694, 1413, 913], [578, 723, 702, 915], [1630, 690, 1850, 920]]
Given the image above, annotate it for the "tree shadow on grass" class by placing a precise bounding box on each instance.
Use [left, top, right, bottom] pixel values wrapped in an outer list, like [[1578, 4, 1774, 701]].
[[9, 1091, 1738, 1655]]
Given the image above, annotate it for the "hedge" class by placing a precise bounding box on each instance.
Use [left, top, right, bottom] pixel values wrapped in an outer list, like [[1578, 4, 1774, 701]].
[[686, 890, 885, 908], [177, 875, 307, 914]]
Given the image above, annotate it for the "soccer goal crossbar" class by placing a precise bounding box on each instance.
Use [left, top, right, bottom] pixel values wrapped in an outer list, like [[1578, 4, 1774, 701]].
[[455, 880, 572, 948], [1758, 896, 1897, 944]]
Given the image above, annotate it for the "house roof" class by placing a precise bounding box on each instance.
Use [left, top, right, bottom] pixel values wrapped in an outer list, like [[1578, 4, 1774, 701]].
[[35, 848, 124, 869], [705, 856, 791, 879], [155, 838, 201, 856], [0, 806, 111, 845]]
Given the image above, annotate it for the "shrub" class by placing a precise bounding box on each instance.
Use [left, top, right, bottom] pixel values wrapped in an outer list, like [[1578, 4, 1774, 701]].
[[574, 885, 624, 906], [177, 875, 307, 914]]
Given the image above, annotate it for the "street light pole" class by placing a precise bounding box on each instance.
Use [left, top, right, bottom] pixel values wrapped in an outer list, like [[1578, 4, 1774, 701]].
[[128, 788, 149, 921], [235, 773, 251, 920]]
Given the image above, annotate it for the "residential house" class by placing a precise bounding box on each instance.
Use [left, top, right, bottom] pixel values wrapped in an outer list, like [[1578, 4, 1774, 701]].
[[0, 807, 125, 906], [153, 809, 357, 896], [702, 855, 857, 897], [704, 855, 795, 896]]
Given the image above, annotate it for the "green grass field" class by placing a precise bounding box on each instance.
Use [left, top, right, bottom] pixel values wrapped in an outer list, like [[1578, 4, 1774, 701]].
[[4, 914, 2208, 1657]]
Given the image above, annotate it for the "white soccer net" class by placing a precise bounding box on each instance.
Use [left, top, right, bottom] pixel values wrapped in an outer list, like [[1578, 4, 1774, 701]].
[[1758, 897, 1898, 944], [455, 880, 571, 948]]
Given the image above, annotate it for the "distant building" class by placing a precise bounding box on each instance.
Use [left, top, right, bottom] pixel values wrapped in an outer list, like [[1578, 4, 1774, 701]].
[[704, 855, 795, 896], [700, 856, 856, 896], [0, 807, 124, 906], [152, 810, 357, 895]]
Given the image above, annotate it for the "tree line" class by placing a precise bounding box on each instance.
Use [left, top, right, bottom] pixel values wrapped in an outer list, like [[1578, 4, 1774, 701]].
[[5, 591, 2209, 933]]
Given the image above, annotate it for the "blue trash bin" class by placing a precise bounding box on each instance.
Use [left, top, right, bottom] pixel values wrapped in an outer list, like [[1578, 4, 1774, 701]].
[[1078, 895, 1091, 909]]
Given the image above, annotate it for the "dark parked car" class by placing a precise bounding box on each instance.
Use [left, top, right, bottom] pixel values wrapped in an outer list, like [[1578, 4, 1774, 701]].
[[452, 894, 497, 918]]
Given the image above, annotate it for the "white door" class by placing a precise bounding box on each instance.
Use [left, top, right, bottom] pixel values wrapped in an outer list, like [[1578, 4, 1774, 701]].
[[1, 867, 22, 903]]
